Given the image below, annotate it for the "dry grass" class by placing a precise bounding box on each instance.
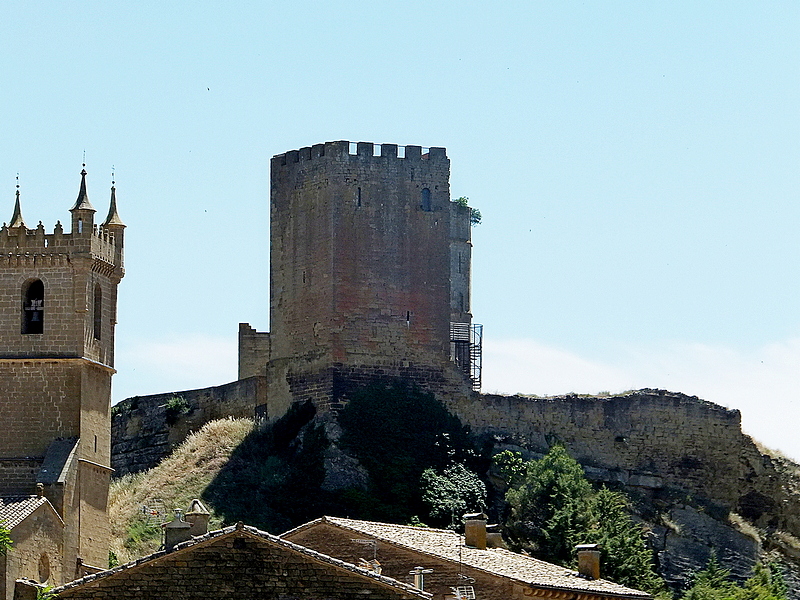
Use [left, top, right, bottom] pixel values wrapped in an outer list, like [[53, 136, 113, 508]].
[[109, 417, 254, 563], [728, 512, 762, 543]]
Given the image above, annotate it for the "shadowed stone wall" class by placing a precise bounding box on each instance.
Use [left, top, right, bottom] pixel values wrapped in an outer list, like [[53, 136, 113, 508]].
[[110, 377, 265, 477]]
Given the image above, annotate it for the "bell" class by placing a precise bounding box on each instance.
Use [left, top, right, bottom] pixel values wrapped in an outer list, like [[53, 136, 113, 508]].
[[31, 312, 40, 322]]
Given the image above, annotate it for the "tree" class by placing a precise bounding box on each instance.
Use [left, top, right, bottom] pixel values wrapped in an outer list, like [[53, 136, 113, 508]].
[[583, 488, 665, 594], [496, 447, 665, 594], [420, 463, 487, 529], [0, 520, 11, 555], [453, 196, 482, 226], [681, 555, 786, 600], [502, 446, 593, 564]]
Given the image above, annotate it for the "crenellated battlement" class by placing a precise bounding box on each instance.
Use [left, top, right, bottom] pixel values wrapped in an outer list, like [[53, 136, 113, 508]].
[[0, 221, 121, 266], [0, 169, 126, 273], [272, 140, 447, 169]]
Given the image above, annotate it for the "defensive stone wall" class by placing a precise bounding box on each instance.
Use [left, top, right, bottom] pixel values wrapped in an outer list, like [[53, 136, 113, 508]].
[[110, 376, 265, 477], [110, 384, 777, 521], [448, 389, 781, 523], [237, 323, 269, 379]]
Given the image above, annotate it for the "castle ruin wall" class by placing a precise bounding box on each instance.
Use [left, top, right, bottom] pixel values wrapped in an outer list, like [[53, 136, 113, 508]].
[[110, 376, 265, 477]]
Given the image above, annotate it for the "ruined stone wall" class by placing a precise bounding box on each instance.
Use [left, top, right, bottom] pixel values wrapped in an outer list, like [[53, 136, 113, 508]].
[[449, 389, 778, 516], [449, 201, 471, 324], [237, 323, 269, 379], [110, 377, 266, 476]]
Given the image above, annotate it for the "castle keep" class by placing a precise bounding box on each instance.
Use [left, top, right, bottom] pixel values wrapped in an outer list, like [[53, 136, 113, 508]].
[[0, 169, 124, 595], [239, 141, 481, 417]]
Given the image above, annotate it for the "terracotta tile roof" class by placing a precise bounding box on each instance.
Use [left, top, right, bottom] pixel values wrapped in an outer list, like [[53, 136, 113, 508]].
[[0, 495, 49, 529], [54, 523, 431, 599], [283, 517, 651, 599]]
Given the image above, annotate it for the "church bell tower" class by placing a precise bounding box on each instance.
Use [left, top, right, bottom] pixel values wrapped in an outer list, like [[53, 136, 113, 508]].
[[0, 167, 125, 579]]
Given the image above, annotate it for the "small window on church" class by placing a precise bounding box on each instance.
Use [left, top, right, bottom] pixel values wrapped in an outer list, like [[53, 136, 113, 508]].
[[22, 279, 44, 334], [421, 188, 432, 211], [93, 283, 102, 340], [38, 553, 50, 583]]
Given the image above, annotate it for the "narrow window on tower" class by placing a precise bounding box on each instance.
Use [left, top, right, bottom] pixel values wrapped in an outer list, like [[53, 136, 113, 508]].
[[357, 187, 362, 207], [420, 188, 432, 211], [93, 283, 102, 340], [77, 218, 83, 233], [22, 279, 44, 334]]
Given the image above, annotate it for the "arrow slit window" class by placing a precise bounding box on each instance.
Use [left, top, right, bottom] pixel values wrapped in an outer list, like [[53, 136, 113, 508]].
[[93, 283, 102, 340]]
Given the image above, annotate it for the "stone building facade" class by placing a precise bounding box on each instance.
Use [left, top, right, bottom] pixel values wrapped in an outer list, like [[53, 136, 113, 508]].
[[0, 170, 125, 594], [239, 141, 480, 420]]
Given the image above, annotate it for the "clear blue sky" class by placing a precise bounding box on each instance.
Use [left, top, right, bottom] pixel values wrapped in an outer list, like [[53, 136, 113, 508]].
[[2, 2, 798, 456]]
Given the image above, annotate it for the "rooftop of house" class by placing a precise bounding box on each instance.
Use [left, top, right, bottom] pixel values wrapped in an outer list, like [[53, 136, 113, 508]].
[[53, 522, 432, 599], [282, 516, 651, 599]]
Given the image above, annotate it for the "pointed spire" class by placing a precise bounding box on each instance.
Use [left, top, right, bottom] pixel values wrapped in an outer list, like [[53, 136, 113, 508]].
[[70, 164, 95, 212], [9, 175, 26, 228], [102, 172, 125, 228]]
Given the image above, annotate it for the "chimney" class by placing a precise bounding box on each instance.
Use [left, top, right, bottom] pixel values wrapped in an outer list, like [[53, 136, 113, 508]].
[[463, 512, 488, 550], [163, 509, 192, 550], [409, 566, 433, 590], [486, 523, 506, 549], [575, 544, 601, 579], [184, 499, 210, 537]]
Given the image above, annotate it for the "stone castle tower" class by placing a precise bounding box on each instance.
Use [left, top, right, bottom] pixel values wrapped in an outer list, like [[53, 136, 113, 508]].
[[239, 141, 480, 418], [0, 168, 124, 586]]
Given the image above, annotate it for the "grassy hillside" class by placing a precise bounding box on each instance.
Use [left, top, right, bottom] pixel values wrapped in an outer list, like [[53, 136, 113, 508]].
[[108, 417, 253, 563]]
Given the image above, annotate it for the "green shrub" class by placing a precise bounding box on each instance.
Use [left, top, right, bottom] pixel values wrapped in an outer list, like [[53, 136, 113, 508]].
[[164, 395, 190, 425], [0, 520, 11, 555]]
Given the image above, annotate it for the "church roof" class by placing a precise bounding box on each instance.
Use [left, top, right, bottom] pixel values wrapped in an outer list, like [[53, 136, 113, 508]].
[[282, 517, 651, 599], [0, 495, 50, 529]]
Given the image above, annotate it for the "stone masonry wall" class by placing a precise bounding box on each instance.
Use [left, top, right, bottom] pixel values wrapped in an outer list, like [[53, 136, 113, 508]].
[[237, 323, 269, 379], [0, 361, 81, 459], [3, 503, 65, 600], [448, 389, 779, 517], [0, 461, 42, 496], [111, 377, 265, 476], [268, 142, 455, 413]]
